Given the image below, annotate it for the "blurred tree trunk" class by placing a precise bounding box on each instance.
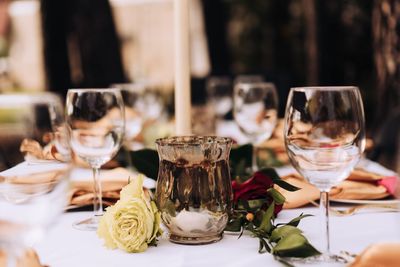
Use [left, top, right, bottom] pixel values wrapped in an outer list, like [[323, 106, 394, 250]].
[[41, 0, 126, 97], [302, 0, 318, 85], [372, 0, 400, 126], [202, 0, 231, 75]]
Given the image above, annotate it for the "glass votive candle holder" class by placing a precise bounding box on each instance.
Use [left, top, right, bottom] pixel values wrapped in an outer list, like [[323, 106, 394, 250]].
[[155, 136, 233, 245]]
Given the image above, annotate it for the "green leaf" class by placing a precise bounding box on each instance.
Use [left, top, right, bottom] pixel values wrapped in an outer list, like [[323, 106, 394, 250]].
[[230, 144, 253, 167], [270, 225, 302, 242], [274, 179, 300, 192], [258, 238, 271, 253], [285, 213, 313, 227], [230, 144, 253, 179], [236, 199, 251, 211], [238, 227, 245, 239], [225, 217, 244, 232], [247, 199, 265, 211], [129, 149, 159, 180], [225, 213, 246, 232], [258, 239, 264, 253], [273, 233, 321, 258], [258, 168, 281, 180], [258, 168, 300, 192], [256, 201, 275, 234], [257, 147, 284, 168], [233, 159, 249, 182], [267, 188, 286, 205]]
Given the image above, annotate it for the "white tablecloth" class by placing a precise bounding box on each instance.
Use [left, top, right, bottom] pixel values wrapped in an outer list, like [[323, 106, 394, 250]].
[[35, 207, 400, 267]]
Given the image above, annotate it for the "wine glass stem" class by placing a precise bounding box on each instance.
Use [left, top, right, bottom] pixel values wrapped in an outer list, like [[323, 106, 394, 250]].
[[7, 255, 16, 267], [6, 247, 20, 267], [252, 145, 258, 172], [320, 191, 331, 255], [92, 167, 103, 217]]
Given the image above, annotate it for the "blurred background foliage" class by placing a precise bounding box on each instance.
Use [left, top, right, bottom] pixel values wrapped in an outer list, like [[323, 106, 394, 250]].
[[201, 0, 399, 170], [205, 0, 377, 125]]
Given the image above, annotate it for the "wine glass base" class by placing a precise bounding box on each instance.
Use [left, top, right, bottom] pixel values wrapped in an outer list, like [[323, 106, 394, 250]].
[[276, 253, 349, 266], [72, 216, 101, 231]]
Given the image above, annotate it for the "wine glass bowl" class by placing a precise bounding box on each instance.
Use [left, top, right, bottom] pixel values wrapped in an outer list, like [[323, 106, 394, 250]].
[[233, 82, 278, 144], [112, 83, 165, 150], [112, 83, 145, 145], [66, 88, 125, 230], [284, 86, 365, 262], [233, 82, 278, 170], [206, 76, 233, 120]]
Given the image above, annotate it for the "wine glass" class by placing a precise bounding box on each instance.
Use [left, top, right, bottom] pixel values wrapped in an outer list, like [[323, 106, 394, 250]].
[[111, 83, 145, 150], [234, 74, 264, 85], [206, 76, 233, 120], [0, 93, 70, 266], [233, 82, 278, 171], [66, 88, 125, 231], [284, 86, 365, 262]]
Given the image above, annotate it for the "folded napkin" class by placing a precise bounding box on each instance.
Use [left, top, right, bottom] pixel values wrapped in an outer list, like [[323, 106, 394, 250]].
[[67, 168, 155, 209], [258, 120, 374, 165], [19, 138, 119, 169], [0, 249, 45, 267], [275, 169, 398, 209], [350, 243, 400, 267]]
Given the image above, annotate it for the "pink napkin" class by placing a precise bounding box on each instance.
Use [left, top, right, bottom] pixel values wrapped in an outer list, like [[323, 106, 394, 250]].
[[377, 176, 398, 195]]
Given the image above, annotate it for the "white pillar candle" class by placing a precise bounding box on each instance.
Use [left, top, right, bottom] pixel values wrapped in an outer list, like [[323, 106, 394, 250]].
[[174, 0, 191, 135]]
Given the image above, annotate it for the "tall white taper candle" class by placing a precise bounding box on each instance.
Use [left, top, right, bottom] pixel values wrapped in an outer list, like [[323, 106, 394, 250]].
[[174, 0, 191, 135]]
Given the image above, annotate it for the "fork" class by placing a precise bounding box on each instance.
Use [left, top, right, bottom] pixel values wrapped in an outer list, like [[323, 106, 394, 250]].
[[309, 200, 400, 216]]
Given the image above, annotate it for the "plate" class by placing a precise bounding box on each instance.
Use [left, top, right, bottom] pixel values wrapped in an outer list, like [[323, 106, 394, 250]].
[[330, 198, 400, 205]]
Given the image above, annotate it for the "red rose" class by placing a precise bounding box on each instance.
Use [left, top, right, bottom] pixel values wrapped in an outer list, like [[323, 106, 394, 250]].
[[232, 172, 274, 202], [273, 203, 283, 215], [232, 171, 282, 216]]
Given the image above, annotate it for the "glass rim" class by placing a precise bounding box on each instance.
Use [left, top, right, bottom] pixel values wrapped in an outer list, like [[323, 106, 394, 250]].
[[206, 76, 231, 86], [290, 86, 359, 91], [67, 88, 121, 93], [111, 83, 146, 92], [156, 136, 233, 146], [0, 92, 61, 106], [234, 81, 276, 89]]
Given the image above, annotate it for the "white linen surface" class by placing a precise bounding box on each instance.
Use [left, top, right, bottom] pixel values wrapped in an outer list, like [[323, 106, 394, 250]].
[[35, 208, 400, 267]]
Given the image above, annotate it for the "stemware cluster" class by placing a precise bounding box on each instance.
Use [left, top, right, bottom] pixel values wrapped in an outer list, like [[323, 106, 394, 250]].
[[207, 75, 279, 170], [0, 88, 127, 266], [0, 93, 70, 265], [208, 80, 366, 263], [0, 82, 367, 265]]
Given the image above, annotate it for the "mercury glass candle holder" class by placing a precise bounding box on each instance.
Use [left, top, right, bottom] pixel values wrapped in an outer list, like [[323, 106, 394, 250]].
[[155, 136, 233, 245]]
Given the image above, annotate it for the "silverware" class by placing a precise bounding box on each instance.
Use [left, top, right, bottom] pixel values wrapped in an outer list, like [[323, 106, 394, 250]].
[[310, 201, 400, 216]]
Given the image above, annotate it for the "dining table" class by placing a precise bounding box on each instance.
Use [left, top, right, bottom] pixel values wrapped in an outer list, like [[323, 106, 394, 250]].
[[34, 205, 400, 267], [27, 121, 400, 266], [33, 156, 400, 267]]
